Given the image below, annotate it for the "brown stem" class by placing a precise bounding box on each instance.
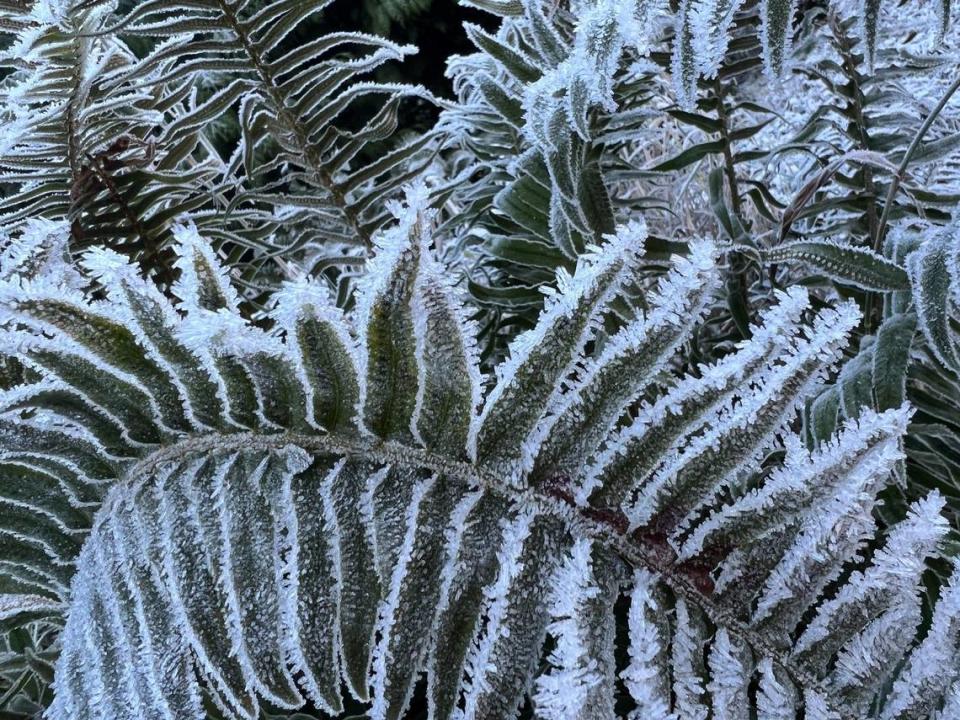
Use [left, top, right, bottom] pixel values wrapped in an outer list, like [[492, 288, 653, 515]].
[[85, 155, 174, 286]]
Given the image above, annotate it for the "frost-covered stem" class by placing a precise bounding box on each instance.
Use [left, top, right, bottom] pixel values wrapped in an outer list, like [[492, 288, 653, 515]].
[[713, 76, 751, 337], [124, 431, 850, 719], [875, 72, 960, 248], [714, 77, 743, 222], [831, 17, 881, 329], [215, 0, 373, 249]]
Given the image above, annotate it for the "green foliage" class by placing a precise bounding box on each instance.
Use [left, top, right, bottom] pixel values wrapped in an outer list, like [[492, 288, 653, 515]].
[[1, 0, 960, 718], [363, 0, 435, 35], [1, 209, 956, 720]]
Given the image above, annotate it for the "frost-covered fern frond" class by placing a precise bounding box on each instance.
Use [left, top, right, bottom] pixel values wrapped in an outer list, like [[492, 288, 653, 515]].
[[0, 190, 956, 719], [674, 0, 953, 97], [0, 2, 207, 286], [906, 218, 960, 378], [0, 0, 441, 302], [441, 0, 955, 358], [797, 211, 960, 515], [441, 0, 668, 351], [94, 0, 438, 245]]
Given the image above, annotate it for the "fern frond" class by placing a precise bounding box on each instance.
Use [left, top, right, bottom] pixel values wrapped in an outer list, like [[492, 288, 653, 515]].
[[0, 0, 440, 304], [106, 0, 435, 241], [0, 3, 196, 283], [0, 202, 955, 718]]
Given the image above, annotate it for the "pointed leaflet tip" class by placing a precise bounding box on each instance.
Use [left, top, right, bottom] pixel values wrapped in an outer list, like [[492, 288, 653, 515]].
[[409, 223, 484, 455], [531, 539, 602, 720], [354, 184, 434, 440], [270, 278, 347, 333], [79, 247, 138, 283], [473, 219, 646, 476], [170, 221, 241, 313]]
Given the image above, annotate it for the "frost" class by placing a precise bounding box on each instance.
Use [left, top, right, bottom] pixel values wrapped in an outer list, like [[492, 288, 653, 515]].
[[627, 300, 862, 530], [3, 48, 957, 716], [690, 0, 747, 78], [794, 491, 948, 660], [581, 286, 810, 504], [0, 219, 80, 287], [883, 559, 960, 719], [759, 0, 801, 77], [473, 220, 646, 481], [672, 600, 708, 720], [804, 690, 842, 720], [936, 682, 960, 720], [681, 406, 911, 561], [0, 592, 62, 620], [707, 629, 751, 720], [370, 475, 436, 720], [177, 307, 283, 359], [270, 278, 345, 332], [523, 0, 665, 140], [460, 509, 537, 718], [522, 236, 716, 483], [757, 658, 797, 719], [531, 539, 602, 720], [621, 569, 674, 719], [170, 221, 242, 313]]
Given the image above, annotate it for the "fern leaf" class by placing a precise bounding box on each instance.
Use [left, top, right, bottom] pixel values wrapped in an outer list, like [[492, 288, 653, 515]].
[[759, 0, 799, 77], [271, 280, 361, 434], [794, 491, 948, 667], [907, 224, 960, 373], [532, 540, 620, 720], [371, 474, 455, 720], [282, 460, 344, 713], [584, 286, 811, 506], [882, 559, 960, 719], [461, 511, 565, 719], [622, 569, 674, 719], [2, 213, 958, 719], [427, 490, 505, 719], [355, 192, 424, 440], [708, 629, 753, 720], [758, 658, 799, 719], [672, 599, 709, 720], [474, 222, 645, 481], [529, 237, 718, 485]]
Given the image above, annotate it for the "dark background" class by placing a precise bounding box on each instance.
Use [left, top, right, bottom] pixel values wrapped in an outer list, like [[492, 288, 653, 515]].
[[317, 1, 496, 102], [316, 0, 499, 130]]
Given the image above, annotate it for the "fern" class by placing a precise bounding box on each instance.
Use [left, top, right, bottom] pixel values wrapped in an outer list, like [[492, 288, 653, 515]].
[[0, 3, 186, 282], [0, 189, 954, 718], [2, 0, 960, 718], [0, 0, 438, 303], [781, 8, 960, 508]]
